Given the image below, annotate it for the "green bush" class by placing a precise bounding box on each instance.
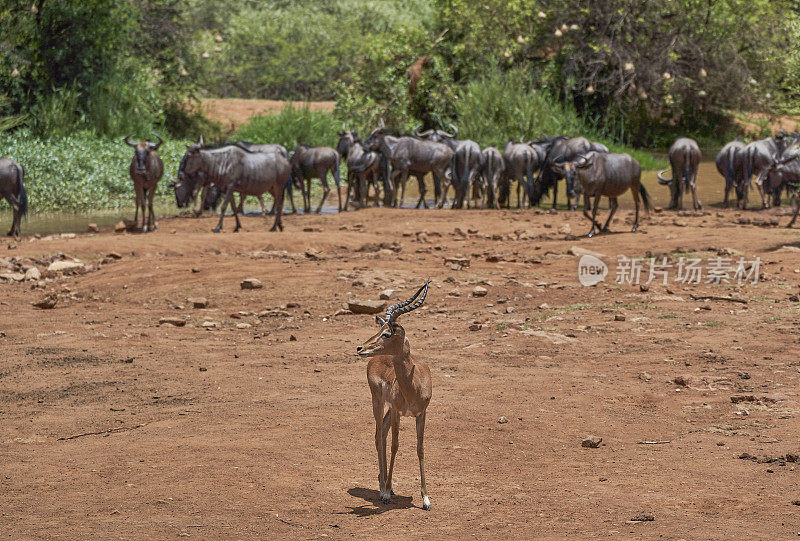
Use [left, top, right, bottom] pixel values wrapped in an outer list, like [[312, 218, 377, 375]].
[[233, 106, 341, 150], [0, 131, 188, 212]]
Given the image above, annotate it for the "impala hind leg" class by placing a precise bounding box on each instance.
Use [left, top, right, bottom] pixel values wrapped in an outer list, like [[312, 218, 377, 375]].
[[416, 411, 430, 510]]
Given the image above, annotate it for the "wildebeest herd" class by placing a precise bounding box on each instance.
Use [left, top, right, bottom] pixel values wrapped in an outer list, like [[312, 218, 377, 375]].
[[2, 126, 800, 237]]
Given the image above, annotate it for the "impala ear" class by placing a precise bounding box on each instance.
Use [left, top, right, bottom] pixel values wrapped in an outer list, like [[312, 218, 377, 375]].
[[375, 316, 386, 326]]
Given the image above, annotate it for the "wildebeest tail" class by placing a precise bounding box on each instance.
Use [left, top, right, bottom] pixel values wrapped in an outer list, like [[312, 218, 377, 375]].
[[639, 183, 651, 211], [683, 148, 692, 193], [15, 163, 27, 216]]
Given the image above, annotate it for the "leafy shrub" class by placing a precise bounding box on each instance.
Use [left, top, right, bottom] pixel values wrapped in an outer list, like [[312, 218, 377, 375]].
[[234, 106, 341, 150], [0, 130, 188, 212]]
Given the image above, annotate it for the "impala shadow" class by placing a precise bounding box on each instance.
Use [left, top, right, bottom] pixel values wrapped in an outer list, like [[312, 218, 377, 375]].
[[344, 487, 415, 516]]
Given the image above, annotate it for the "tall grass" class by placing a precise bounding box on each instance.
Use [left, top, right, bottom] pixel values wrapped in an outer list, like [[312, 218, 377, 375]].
[[234, 106, 341, 150], [455, 69, 666, 170]]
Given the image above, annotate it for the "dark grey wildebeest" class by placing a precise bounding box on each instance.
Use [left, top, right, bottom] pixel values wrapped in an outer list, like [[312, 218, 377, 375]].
[[0, 158, 27, 237], [337, 130, 388, 209], [741, 137, 789, 209], [715, 138, 745, 208], [364, 128, 453, 209], [480, 147, 504, 209], [759, 137, 800, 224], [416, 125, 482, 209], [555, 152, 650, 237], [530, 136, 603, 210], [291, 144, 342, 213], [658, 137, 702, 210], [500, 141, 542, 209], [181, 144, 290, 232], [124, 133, 164, 232]]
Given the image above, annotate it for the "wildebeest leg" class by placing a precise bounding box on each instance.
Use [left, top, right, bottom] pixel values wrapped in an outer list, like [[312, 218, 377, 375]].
[[147, 187, 157, 231], [303, 177, 312, 213], [232, 195, 243, 232], [631, 183, 642, 232], [691, 174, 702, 210], [435, 171, 450, 209], [270, 182, 285, 232], [586, 194, 604, 237], [787, 194, 800, 228], [333, 164, 343, 212], [315, 173, 330, 214], [416, 174, 427, 209], [213, 187, 235, 233], [601, 197, 618, 232]]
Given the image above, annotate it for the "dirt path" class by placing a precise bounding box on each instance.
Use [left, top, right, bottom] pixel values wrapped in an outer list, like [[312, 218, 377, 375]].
[[1, 208, 799, 538], [201, 99, 336, 132]]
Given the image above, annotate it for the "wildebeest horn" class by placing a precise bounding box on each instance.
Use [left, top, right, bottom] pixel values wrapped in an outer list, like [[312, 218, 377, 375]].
[[657, 169, 673, 184], [438, 124, 456, 138], [379, 117, 385, 128], [149, 133, 163, 151], [385, 280, 430, 324], [198, 135, 204, 146], [448, 123, 458, 135], [342, 122, 346, 132], [123, 135, 137, 148], [575, 154, 591, 168], [415, 124, 433, 137]]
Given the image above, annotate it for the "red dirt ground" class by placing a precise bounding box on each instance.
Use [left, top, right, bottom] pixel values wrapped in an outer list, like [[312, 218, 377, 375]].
[[2, 206, 800, 538]]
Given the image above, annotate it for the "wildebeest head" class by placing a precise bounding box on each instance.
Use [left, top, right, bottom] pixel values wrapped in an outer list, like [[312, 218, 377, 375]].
[[336, 128, 358, 158], [553, 154, 593, 197], [364, 127, 388, 151], [170, 153, 196, 208], [414, 123, 457, 143], [125, 133, 163, 175]]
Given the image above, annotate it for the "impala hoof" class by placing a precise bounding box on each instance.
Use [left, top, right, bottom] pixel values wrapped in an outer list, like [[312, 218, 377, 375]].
[[422, 497, 431, 511], [380, 493, 391, 504]]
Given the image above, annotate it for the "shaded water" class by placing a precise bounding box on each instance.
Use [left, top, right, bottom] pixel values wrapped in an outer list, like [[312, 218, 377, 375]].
[[0, 160, 763, 235]]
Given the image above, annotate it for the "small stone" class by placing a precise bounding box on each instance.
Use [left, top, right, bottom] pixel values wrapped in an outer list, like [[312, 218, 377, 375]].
[[673, 220, 688, 227], [472, 285, 488, 297], [32, 294, 58, 309], [188, 297, 209, 308], [289, 334, 297, 341], [201, 321, 217, 328], [614, 314, 626, 321], [236, 323, 252, 329], [347, 300, 387, 314], [568, 246, 606, 258], [87, 223, 99, 233], [107, 252, 122, 260], [498, 416, 509, 424], [1, 272, 25, 282], [557, 224, 571, 235], [639, 284, 649, 292], [199, 367, 207, 372], [158, 317, 186, 327], [24, 267, 40, 281], [630, 513, 654, 522], [47, 260, 85, 273], [379, 289, 395, 300], [581, 436, 602, 448], [191, 268, 200, 273], [639, 372, 652, 382], [114, 221, 127, 233], [469, 323, 482, 331], [241, 278, 263, 290]]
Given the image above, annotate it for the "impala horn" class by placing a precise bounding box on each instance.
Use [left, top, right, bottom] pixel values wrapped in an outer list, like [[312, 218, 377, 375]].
[[385, 280, 431, 324]]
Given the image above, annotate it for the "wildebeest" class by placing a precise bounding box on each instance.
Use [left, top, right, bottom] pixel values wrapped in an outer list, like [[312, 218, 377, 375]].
[[741, 137, 786, 209], [715, 139, 745, 208], [0, 158, 27, 237], [530, 136, 601, 210], [124, 133, 164, 232], [760, 137, 800, 225], [480, 147, 504, 209], [555, 152, 650, 237], [364, 128, 453, 209], [337, 130, 388, 209], [500, 141, 542, 208], [181, 143, 290, 232], [291, 144, 342, 213], [658, 137, 702, 210], [416, 125, 482, 209]]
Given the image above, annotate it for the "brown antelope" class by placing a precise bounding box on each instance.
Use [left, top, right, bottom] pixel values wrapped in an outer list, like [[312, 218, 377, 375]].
[[356, 281, 432, 510]]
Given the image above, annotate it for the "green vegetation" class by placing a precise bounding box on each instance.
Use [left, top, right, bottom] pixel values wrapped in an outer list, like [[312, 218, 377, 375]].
[[0, 131, 186, 212], [234, 107, 341, 150]]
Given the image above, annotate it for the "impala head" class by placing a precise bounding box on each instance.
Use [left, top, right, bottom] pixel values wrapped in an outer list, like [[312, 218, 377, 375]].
[[125, 133, 163, 174], [357, 280, 430, 357]]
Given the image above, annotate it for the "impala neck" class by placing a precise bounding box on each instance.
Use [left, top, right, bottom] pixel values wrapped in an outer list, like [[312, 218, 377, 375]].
[[389, 339, 415, 381]]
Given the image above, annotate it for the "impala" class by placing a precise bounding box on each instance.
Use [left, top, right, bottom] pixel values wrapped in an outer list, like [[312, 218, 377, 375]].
[[356, 280, 432, 510]]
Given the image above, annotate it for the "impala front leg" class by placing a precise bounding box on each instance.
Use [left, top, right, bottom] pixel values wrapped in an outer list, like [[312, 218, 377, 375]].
[[386, 411, 400, 498], [378, 409, 391, 503], [416, 411, 430, 510]]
